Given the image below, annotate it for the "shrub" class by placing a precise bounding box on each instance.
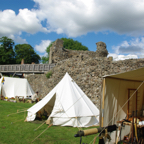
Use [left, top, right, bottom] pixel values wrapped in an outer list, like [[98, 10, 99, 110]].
[[46, 71, 53, 78]]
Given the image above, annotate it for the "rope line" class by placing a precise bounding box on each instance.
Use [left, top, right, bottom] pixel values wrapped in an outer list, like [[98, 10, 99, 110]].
[[73, 79, 99, 124], [11, 109, 27, 124], [34, 121, 46, 131], [7, 109, 27, 116], [48, 93, 85, 126], [11, 119, 24, 124], [17, 108, 28, 113], [31, 126, 49, 143], [76, 117, 83, 131]]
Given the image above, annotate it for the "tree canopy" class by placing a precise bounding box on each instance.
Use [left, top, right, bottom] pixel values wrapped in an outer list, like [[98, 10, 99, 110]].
[[0, 36, 41, 65], [15, 44, 41, 64], [42, 38, 89, 63], [41, 55, 49, 64], [61, 38, 88, 51], [41, 41, 54, 64], [0, 36, 15, 64]]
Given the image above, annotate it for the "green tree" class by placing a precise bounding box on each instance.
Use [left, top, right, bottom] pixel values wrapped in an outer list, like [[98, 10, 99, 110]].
[[61, 38, 88, 51], [41, 41, 54, 64], [42, 38, 88, 63], [14, 44, 41, 64], [41, 56, 49, 64], [0, 36, 15, 64]]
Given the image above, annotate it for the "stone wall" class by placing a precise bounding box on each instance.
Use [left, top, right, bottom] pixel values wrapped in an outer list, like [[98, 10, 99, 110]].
[[49, 39, 108, 64], [27, 56, 144, 109]]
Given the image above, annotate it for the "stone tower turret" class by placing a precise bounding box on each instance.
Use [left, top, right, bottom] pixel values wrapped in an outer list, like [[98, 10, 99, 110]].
[[49, 39, 64, 64], [95, 42, 108, 57]]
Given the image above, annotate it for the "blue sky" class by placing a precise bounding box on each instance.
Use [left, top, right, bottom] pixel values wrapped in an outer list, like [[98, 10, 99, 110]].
[[0, 0, 144, 61]]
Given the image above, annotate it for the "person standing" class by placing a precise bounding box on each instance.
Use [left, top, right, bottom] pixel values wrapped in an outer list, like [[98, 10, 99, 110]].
[[31, 91, 39, 103]]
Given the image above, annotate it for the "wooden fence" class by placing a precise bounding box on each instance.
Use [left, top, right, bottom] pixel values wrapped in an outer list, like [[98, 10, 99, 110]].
[[0, 64, 56, 73]]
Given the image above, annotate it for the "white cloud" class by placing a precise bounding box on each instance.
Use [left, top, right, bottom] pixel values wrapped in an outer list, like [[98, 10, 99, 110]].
[[0, 9, 47, 38], [32, 0, 144, 37], [35, 39, 52, 53], [1, 0, 144, 39], [112, 37, 144, 55], [108, 53, 138, 61], [0, 34, 27, 45], [39, 53, 48, 58], [110, 37, 144, 60], [14, 36, 27, 44]]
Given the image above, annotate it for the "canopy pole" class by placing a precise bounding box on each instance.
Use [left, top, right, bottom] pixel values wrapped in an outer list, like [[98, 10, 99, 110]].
[[101, 78, 105, 127]]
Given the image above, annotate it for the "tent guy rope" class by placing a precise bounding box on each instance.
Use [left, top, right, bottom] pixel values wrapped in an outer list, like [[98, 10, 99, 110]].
[[11, 110, 27, 124], [31, 123, 53, 143], [7, 109, 27, 116], [34, 121, 46, 131]]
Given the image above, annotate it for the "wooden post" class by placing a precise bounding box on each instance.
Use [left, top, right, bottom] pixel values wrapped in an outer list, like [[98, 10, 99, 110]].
[[127, 89, 137, 120], [22, 96, 25, 103], [132, 111, 134, 143], [0, 77, 3, 99], [136, 91, 137, 113], [101, 78, 105, 127], [127, 90, 130, 119]]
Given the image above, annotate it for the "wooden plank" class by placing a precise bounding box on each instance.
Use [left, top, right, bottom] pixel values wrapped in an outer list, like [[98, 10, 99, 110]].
[[101, 78, 105, 127]]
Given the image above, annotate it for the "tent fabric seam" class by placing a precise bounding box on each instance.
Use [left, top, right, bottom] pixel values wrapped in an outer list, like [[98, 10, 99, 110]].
[[72, 80, 97, 117]]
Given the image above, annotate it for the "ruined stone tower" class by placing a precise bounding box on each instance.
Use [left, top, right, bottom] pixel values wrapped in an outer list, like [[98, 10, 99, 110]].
[[95, 42, 108, 57], [49, 39, 64, 64], [49, 39, 109, 64]]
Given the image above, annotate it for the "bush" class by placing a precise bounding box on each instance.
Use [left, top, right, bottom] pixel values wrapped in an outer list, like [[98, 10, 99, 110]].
[[46, 71, 53, 78]]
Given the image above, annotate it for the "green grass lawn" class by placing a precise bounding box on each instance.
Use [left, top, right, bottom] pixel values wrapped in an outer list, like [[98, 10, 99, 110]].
[[0, 101, 99, 144]]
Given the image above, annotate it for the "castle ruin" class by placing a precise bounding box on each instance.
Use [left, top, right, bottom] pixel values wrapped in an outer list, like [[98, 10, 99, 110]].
[[27, 39, 144, 109], [49, 39, 109, 64]]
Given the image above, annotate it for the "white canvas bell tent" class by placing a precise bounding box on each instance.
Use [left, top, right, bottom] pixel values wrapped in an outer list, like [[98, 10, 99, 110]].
[[100, 67, 144, 143], [26, 72, 99, 127], [0, 77, 35, 98]]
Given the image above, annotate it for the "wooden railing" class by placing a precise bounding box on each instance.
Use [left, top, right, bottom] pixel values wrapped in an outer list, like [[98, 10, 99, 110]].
[[0, 64, 56, 73]]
